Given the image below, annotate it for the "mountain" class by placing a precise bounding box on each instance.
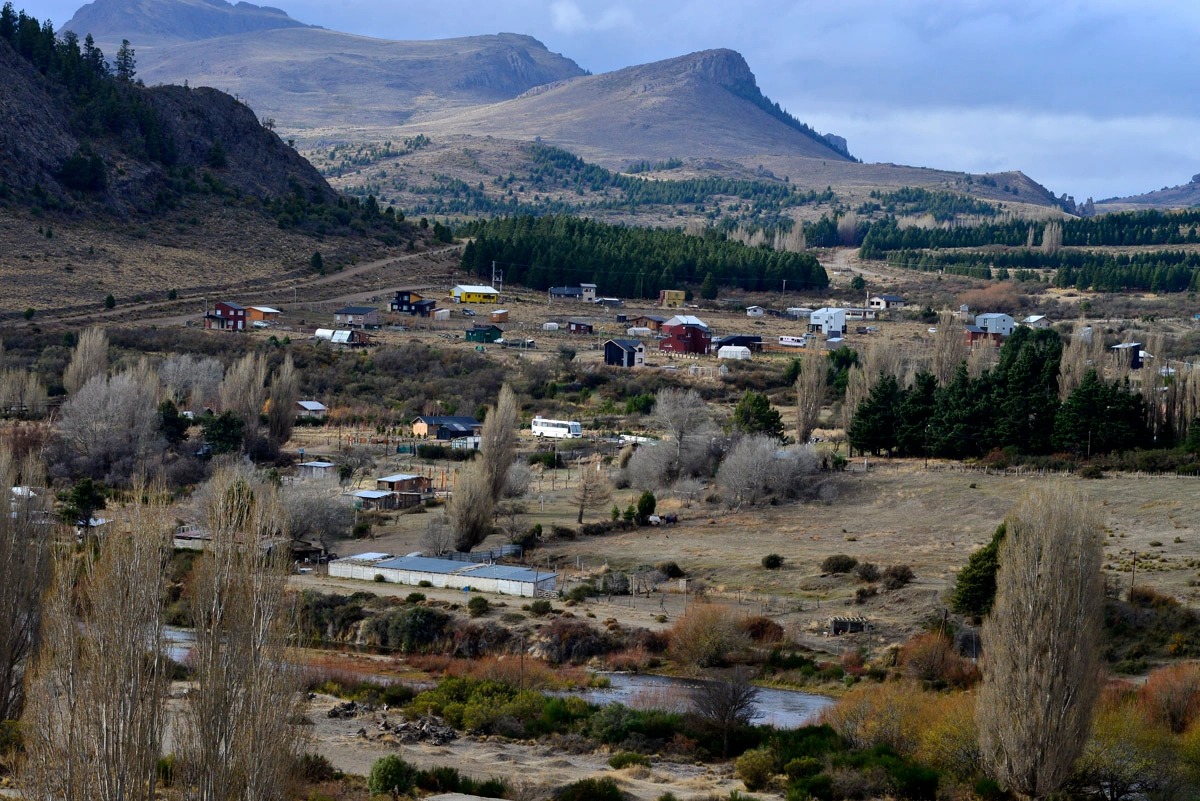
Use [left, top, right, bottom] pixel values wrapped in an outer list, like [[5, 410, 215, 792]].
[[62, 0, 310, 45], [403, 49, 852, 165], [61, 0, 589, 130], [1095, 175, 1200, 213], [0, 27, 331, 213]]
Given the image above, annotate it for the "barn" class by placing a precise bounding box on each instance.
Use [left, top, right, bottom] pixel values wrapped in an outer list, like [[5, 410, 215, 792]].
[[329, 554, 558, 597]]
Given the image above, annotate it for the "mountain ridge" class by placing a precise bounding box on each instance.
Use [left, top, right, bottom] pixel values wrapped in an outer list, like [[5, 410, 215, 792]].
[[62, 0, 311, 44]]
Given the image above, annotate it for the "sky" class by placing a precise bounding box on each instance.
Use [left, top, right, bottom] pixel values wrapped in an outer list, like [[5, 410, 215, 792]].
[[30, 0, 1200, 201]]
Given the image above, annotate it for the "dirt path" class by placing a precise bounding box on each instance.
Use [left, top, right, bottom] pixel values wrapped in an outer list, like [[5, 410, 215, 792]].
[[20, 244, 464, 331]]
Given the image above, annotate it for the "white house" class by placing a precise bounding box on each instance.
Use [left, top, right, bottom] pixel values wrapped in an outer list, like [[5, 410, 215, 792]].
[[717, 345, 752, 360], [975, 313, 1016, 337], [1021, 314, 1051, 329], [868, 294, 906, 311], [746, 305, 766, 318], [808, 308, 847, 336]]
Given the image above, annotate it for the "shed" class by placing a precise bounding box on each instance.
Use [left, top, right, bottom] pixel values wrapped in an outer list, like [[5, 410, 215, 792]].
[[465, 324, 503, 343], [376, 473, 432, 494], [297, 460, 336, 479], [657, 289, 686, 308], [745, 305, 766, 317], [247, 306, 282, 323], [1021, 314, 1051, 329], [432, 308, 451, 321], [541, 322, 560, 331], [296, 400, 327, 419], [347, 489, 400, 511], [626, 326, 652, 337], [490, 309, 509, 323], [567, 319, 594, 335], [717, 345, 752, 360], [329, 554, 557, 597]]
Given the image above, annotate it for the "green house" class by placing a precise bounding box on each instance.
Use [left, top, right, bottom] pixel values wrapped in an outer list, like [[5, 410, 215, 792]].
[[465, 324, 503, 343]]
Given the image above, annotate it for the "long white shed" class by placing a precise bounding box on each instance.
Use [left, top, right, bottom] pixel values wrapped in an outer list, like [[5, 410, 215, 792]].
[[329, 554, 557, 597]]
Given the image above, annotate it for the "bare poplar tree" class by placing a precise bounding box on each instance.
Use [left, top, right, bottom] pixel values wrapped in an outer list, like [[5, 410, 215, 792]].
[[571, 457, 612, 523], [63, 327, 109, 395], [180, 465, 301, 801], [420, 518, 455, 556], [652, 387, 714, 482], [55, 365, 163, 481], [446, 461, 494, 552], [716, 436, 816, 507], [0, 369, 48, 418], [160, 355, 224, 410], [1041, 221, 1063, 254], [266, 355, 299, 446], [842, 364, 869, 434], [22, 489, 171, 801], [0, 447, 49, 722], [1058, 324, 1103, 401], [931, 312, 969, 386], [481, 384, 519, 499], [978, 487, 1103, 800], [794, 350, 826, 444], [218, 353, 268, 424]]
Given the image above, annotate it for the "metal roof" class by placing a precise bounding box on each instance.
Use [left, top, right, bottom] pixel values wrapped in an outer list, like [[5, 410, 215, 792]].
[[351, 490, 394, 499], [453, 285, 499, 294], [664, 315, 708, 328], [371, 555, 556, 583], [298, 460, 335, 468], [377, 473, 420, 483], [330, 331, 354, 344], [297, 400, 327, 411], [336, 306, 377, 315], [250, 306, 281, 314], [338, 551, 393, 562]]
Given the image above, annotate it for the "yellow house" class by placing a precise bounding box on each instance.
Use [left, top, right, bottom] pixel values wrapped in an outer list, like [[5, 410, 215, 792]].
[[658, 289, 686, 308], [450, 284, 500, 304]]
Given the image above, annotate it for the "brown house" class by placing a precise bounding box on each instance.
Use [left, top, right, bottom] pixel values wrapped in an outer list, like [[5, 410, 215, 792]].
[[375, 473, 433, 493], [629, 315, 667, 332]]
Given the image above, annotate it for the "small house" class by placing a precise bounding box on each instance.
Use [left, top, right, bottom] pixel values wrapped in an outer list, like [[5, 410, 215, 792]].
[[717, 345, 752, 360], [465, 324, 503, 343], [376, 473, 433, 494], [490, 309, 509, 323], [432, 308, 451, 321], [657, 289, 686, 308], [714, 334, 763, 352], [746, 305, 766, 318], [868, 294, 906, 311], [450, 285, 500, 304], [630, 315, 667, 331], [334, 306, 380, 328], [205, 301, 247, 331], [787, 307, 814, 320], [411, 416, 483, 440], [973, 312, 1015, 341], [296, 460, 337, 479], [296, 400, 327, 420], [809, 308, 847, 336], [542, 322, 560, 331], [549, 284, 596, 302], [314, 329, 371, 346], [567, 320, 594, 335], [347, 489, 399, 511], [247, 306, 282, 324], [390, 290, 437, 317], [604, 339, 646, 368], [660, 315, 711, 355], [1021, 314, 1051, 329]]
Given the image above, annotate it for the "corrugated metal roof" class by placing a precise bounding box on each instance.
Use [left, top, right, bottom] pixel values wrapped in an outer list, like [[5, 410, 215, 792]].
[[297, 400, 327, 411], [352, 490, 394, 499], [251, 306, 281, 314], [336, 306, 377, 315], [377, 473, 420, 483], [331, 331, 353, 343], [338, 551, 393, 562], [298, 460, 335, 468], [453, 285, 499, 294], [370, 556, 556, 583]]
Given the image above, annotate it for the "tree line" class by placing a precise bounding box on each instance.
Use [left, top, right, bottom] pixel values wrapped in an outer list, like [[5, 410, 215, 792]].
[[884, 247, 1200, 293], [847, 328, 1154, 459], [459, 214, 829, 298], [857, 187, 1001, 221]]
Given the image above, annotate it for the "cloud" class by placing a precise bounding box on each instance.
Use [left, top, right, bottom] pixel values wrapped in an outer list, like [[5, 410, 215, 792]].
[[549, 1, 634, 34], [797, 104, 1200, 200]]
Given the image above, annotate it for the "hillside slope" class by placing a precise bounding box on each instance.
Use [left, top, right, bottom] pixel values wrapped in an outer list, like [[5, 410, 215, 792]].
[[62, 0, 309, 45], [1095, 175, 1200, 213]]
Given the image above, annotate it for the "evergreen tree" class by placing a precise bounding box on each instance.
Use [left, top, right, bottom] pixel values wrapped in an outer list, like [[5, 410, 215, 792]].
[[700, 271, 718, 300], [730, 390, 784, 440], [894, 372, 938, 457], [114, 38, 135, 82], [1052, 370, 1148, 455], [951, 523, 1006, 618], [847, 374, 901, 456]]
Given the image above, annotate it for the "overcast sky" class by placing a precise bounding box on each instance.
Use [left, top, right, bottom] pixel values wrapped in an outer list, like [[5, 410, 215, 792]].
[[32, 0, 1200, 200]]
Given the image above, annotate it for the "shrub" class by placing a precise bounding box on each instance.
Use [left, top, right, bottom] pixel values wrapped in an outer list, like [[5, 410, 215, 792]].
[[882, 564, 914, 590], [296, 752, 337, 782], [155, 754, 175, 786], [636, 490, 657, 523], [735, 747, 776, 791], [1139, 663, 1200, 733], [418, 580, 433, 588], [373, 574, 385, 583], [368, 755, 417, 799], [741, 615, 785, 643], [854, 562, 880, 583], [656, 561, 684, 578], [669, 604, 751, 668], [608, 751, 651, 769], [762, 553, 785, 569], [821, 554, 858, 574], [530, 599, 554, 616], [854, 587, 877, 604], [468, 596, 490, 617], [405, 592, 426, 603], [785, 756, 823, 781], [553, 777, 625, 801]]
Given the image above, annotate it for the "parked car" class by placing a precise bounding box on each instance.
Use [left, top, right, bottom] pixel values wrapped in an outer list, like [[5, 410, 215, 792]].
[[462, 308, 476, 316]]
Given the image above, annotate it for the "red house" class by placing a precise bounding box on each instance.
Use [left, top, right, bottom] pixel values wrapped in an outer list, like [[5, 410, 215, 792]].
[[659, 315, 712, 355], [205, 301, 247, 331]]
